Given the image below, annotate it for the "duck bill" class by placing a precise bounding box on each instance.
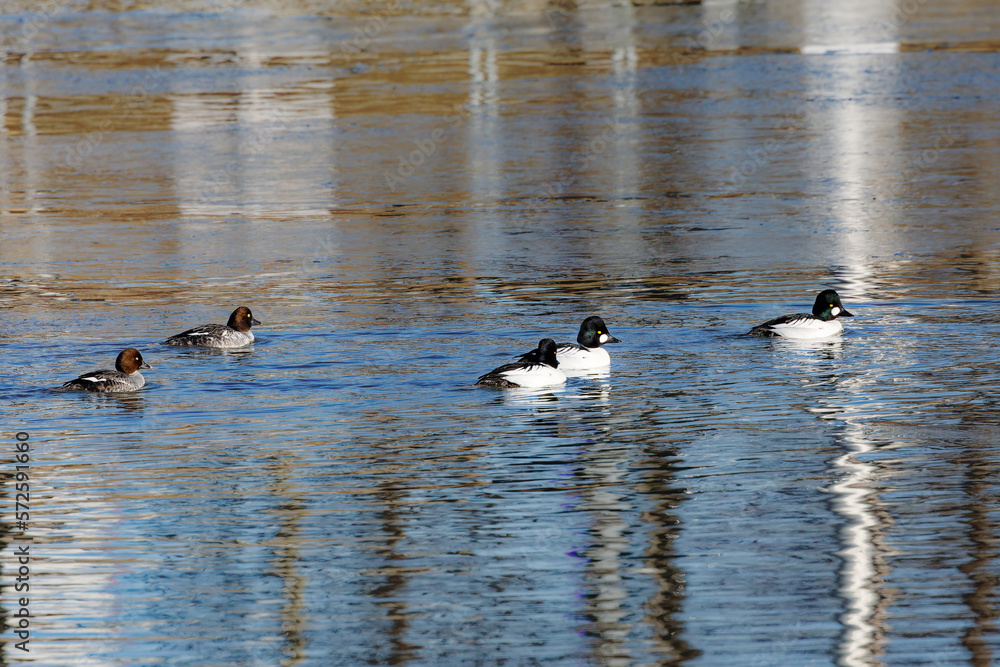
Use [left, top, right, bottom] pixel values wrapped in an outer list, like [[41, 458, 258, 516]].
[[839, 308, 854, 318], [607, 335, 622, 344], [252, 317, 262, 325], [141, 362, 152, 369]]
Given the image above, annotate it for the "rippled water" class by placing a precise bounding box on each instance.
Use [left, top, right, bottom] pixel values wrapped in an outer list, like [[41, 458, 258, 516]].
[[3, 0, 1000, 665]]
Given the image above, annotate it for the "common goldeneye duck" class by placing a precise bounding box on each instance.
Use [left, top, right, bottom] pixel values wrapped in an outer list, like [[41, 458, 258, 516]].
[[747, 289, 854, 339], [477, 338, 566, 389], [62, 348, 151, 393], [548, 315, 621, 370], [165, 306, 261, 348]]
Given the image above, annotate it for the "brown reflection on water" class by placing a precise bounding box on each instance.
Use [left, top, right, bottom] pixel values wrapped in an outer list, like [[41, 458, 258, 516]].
[[264, 459, 309, 667], [365, 485, 419, 666], [5, 1, 1000, 663], [3, 0, 998, 306], [560, 381, 698, 663], [637, 453, 700, 664], [956, 445, 1000, 667]]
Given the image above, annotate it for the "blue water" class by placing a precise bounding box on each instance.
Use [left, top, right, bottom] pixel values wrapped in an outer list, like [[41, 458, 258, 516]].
[[3, 1, 1000, 665]]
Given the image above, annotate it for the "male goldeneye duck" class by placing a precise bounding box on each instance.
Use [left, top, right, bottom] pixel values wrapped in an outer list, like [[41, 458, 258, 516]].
[[747, 289, 854, 339], [62, 348, 151, 393], [165, 306, 261, 348], [548, 315, 622, 370], [477, 338, 566, 389]]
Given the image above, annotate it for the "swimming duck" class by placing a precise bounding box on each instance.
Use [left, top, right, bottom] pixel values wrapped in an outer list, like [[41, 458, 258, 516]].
[[747, 289, 853, 339], [62, 348, 151, 392]]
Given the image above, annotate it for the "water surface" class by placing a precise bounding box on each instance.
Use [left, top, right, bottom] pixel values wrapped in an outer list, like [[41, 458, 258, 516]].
[[3, 1, 1000, 665]]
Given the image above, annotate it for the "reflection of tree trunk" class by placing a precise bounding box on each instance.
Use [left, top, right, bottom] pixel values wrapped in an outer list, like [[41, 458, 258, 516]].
[[577, 436, 699, 665], [959, 456, 999, 667], [640, 460, 701, 664], [264, 461, 308, 667], [370, 486, 419, 666]]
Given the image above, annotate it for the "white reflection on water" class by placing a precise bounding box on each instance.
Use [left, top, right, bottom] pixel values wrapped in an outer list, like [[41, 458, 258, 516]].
[[828, 426, 883, 667], [809, 338, 896, 667], [468, 43, 498, 112], [171, 84, 336, 220], [494, 385, 565, 405], [169, 16, 336, 221], [609, 11, 640, 212], [580, 443, 633, 667], [467, 6, 500, 214], [698, 0, 742, 52], [2, 62, 44, 218], [800, 7, 905, 656], [802, 2, 904, 308]]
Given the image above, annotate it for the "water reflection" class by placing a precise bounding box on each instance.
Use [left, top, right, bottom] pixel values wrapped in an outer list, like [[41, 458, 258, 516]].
[[578, 440, 634, 666], [566, 370, 612, 405], [467, 1, 502, 217], [54, 388, 149, 414], [805, 333, 888, 665], [1, 63, 42, 218], [5, 0, 1000, 664], [954, 441, 1000, 667], [638, 455, 700, 664], [171, 83, 336, 220], [364, 485, 419, 665], [802, 4, 903, 299], [827, 426, 892, 667], [264, 458, 308, 667]]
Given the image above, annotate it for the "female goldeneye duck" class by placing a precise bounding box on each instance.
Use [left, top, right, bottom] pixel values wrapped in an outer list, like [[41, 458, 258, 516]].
[[551, 315, 622, 370], [62, 348, 151, 393], [477, 338, 566, 389], [164, 306, 261, 348], [747, 289, 854, 339]]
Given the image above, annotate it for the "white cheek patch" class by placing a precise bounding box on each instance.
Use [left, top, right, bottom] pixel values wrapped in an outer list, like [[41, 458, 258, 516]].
[[831, 307, 841, 317], [599, 333, 609, 344]]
